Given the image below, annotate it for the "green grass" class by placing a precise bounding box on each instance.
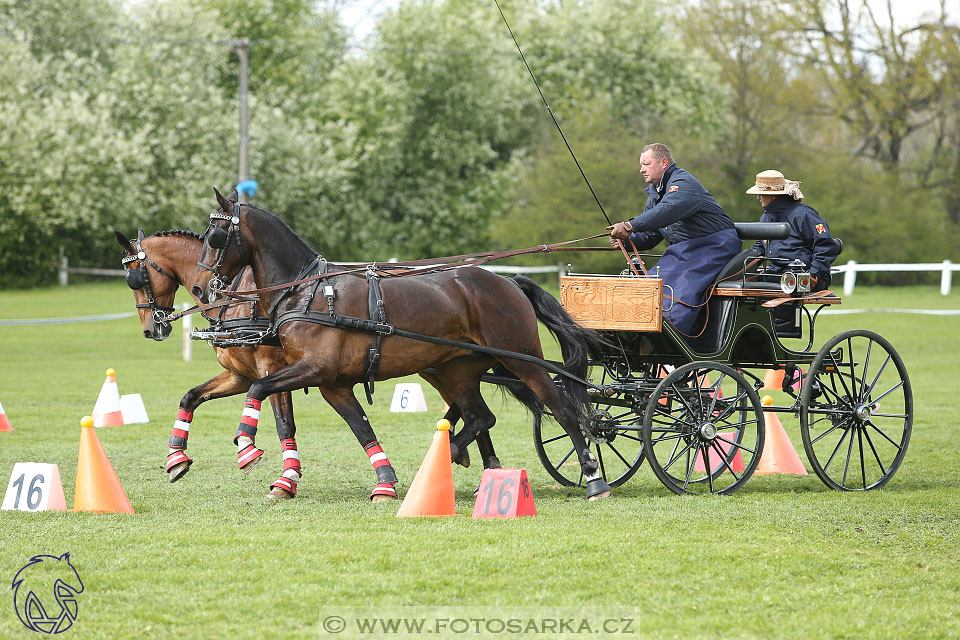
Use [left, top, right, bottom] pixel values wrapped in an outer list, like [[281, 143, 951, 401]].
[[1, 281, 959, 639]]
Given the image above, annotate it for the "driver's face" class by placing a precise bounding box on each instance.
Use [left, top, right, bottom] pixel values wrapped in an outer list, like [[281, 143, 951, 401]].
[[639, 150, 669, 185]]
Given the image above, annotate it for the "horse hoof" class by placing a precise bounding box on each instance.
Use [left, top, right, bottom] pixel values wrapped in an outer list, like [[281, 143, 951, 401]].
[[371, 494, 395, 503], [240, 456, 261, 475], [587, 490, 611, 501], [168, 461, 191, 483], [451, 444, 470, 468], [267, 486, 295, 500]]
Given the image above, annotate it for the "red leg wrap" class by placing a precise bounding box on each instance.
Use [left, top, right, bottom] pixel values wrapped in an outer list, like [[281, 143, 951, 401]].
[[270, 476, 298, 496], [238, 443, 264, 469], [166, 450, 192, 472], [370, 482, 398, 500]]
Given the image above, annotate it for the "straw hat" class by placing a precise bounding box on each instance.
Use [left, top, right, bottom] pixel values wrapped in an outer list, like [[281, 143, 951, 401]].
[[746, 170, 804, 200]]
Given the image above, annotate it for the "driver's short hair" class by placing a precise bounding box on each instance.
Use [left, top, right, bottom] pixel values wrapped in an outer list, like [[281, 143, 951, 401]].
[[641, 143, 673, 164]]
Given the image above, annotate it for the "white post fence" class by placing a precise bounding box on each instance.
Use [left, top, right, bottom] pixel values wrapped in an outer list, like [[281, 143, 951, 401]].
[[836, 260, 957, 296], [56, 252, 958, 296]]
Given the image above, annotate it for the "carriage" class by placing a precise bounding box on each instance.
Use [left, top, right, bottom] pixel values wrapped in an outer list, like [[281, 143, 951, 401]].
[[525, 221, 912, 495]]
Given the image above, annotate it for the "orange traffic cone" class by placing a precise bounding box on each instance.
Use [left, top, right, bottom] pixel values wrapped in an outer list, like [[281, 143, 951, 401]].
[[694, 433, 744, 473], [0, 399, 13, 432], [396, 419, 457, 518], [92, 368, 124, 427], [754, 396, 808, 475], [762, 368, 803, 391], [73, 416, 135, 513]]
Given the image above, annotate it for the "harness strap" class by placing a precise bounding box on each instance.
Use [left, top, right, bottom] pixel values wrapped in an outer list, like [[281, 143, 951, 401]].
[[271, 309, 595, 389], [363, 268, 387, 405]]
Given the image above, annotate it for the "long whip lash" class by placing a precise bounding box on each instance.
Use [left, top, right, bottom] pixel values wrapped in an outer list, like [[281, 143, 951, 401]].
[[493, 0, 612, 226]]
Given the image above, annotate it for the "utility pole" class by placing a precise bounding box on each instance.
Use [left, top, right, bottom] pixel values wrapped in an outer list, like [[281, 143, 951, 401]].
[[234, 39, 250, 204]]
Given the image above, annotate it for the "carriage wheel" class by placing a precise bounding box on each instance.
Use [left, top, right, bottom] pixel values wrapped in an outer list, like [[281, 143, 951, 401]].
[[800, 330, 912, 491], [532, 382, 645, 488], [642, 362, 764, 495]]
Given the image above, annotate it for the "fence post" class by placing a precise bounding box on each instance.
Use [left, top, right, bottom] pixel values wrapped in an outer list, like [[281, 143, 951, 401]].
[[59, 247, 68, 286], [843, 260, 857, 296], [942, 260, 952, 296], [182, 302, 192, 362]]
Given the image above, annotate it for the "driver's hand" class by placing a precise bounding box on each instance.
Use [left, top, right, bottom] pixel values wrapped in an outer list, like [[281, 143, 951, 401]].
[[607, 221, 633, 241]]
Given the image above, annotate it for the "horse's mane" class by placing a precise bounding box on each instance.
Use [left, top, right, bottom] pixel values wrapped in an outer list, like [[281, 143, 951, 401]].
[[244, 204, 316, 256], [150, 229, 204, 242]]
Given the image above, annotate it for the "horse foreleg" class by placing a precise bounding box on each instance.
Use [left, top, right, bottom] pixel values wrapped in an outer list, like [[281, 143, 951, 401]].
[[168, 371, 253, 482], [265, 392, 300, 499], [319, 386, 399, 502]]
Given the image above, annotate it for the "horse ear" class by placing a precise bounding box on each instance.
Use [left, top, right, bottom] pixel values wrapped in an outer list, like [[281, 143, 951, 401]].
[[229, 187, 239, 201], [213, 186, 232, 211], [136, 228, 146, 242], [115, 231, 134, 253]]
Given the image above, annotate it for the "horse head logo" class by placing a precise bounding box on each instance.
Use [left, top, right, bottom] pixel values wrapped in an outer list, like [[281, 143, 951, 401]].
[[11, 552, 84, 634]]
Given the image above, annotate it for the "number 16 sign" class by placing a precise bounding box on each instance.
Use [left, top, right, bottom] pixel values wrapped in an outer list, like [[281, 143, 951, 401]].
[[472, 468, 537, 519], [2, 463, 67, 512]]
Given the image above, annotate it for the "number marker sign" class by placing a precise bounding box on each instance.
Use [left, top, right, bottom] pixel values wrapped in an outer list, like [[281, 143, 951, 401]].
[[472, 468, 537, 519], [389, 383, 428, 412], [2, 463, 67, 512]]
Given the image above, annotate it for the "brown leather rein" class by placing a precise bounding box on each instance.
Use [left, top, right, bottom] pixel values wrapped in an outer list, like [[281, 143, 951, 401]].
[[167, 233, 640, 323]]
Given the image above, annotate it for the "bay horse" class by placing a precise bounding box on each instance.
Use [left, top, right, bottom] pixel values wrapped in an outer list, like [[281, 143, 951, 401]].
[[116, 226, 501, 500], [192, 188, 611, 499]]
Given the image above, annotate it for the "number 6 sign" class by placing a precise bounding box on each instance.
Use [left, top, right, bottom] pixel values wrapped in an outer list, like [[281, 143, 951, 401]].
[[2, 463, 67, 512], [472, 468, 537, 519]]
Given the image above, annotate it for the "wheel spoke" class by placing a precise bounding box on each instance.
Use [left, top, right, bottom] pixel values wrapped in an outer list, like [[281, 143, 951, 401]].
[[823, 427, 851, 472], [596, 445, 608, 480], [859, 338, 873, 397], [706, 372, 725, 416], [705, 444, 715, 493], [867, 380, 904, 406], [663, 439, 697, 474], [606, 442, 633, 467], [846, 336, 859, 400], [841, 424, 856, 488], [863, 353, 893, 399], [616, 432, 643, 443], [715, 433, 757, 456], [810, 422, 844, 446], [553, 445, 577, 471], [682, 441, 701, 491], [861, 426, 888, 477], [827, 351, 855, 402], [541, 432, 571, 445], [710, 440, 741, 483], [858, 428, 867, 490], [866, 420, 903, 450]]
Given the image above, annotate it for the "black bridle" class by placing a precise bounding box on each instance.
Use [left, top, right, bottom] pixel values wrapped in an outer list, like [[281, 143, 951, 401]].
[[121, 237, 179, 326], [198, 202, 244, 295]]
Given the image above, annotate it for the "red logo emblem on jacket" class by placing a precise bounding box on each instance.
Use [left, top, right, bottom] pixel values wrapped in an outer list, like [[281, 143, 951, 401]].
[[668, 185, 679, 192], [816, 224, 826, 234]]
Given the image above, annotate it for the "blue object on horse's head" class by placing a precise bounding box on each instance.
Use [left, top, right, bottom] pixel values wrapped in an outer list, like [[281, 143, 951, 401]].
[[236, 180, 258, 198]]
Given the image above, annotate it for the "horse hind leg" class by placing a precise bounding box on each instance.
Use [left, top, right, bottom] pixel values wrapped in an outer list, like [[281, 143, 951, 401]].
[[319, 386, 399, 502], [503, 361, 610, 500]]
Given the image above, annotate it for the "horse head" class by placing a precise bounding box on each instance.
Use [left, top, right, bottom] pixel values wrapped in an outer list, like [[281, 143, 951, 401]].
[[193, 187, 250, 304], [115, 228, 182, 340]]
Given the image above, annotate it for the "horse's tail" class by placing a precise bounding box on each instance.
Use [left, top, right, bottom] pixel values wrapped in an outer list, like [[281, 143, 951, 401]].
[[506, 275, 603, 420]]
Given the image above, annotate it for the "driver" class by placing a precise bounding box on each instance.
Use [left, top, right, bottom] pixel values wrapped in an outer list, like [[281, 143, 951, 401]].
[[746, 169, 838, 292], [608, 143, 742, 334]]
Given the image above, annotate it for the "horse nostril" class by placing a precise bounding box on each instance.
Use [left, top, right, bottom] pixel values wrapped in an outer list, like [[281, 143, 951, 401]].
[[143, 329, 153, 339], [192, 285, 205, 301]]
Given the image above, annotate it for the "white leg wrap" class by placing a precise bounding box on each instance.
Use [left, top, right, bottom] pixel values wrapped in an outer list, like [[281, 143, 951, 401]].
[[237, 435, 254, 453], [282, 469, 301, 482]]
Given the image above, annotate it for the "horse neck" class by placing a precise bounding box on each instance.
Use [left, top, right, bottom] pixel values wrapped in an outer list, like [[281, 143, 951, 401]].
[[147, 235, 203, 295], [242, 208, 317, 307]]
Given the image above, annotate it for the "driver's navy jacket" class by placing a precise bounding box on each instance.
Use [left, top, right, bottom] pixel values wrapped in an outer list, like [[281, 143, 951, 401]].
[[623, 163, 741, 334], [750, 195, 838, 287], [625, 163, 735, 248]]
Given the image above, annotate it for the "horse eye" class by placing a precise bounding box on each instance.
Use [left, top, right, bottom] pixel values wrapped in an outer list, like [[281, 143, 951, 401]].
[[126, 269, 146, 290], [208, 227, 228, 249]]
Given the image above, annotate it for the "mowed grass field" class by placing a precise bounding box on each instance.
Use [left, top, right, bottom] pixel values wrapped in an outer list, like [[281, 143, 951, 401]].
[[1, 281, 959, 639]]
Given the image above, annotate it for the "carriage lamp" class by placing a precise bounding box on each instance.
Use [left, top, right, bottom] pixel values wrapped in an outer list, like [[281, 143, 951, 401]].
[[780, 271, 797, 294], [796, 272, 812, 293]]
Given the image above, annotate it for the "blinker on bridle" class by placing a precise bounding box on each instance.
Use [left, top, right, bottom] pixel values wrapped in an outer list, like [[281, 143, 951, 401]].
[[198, 202, 243, 295], [121, 237, 179, 326]]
